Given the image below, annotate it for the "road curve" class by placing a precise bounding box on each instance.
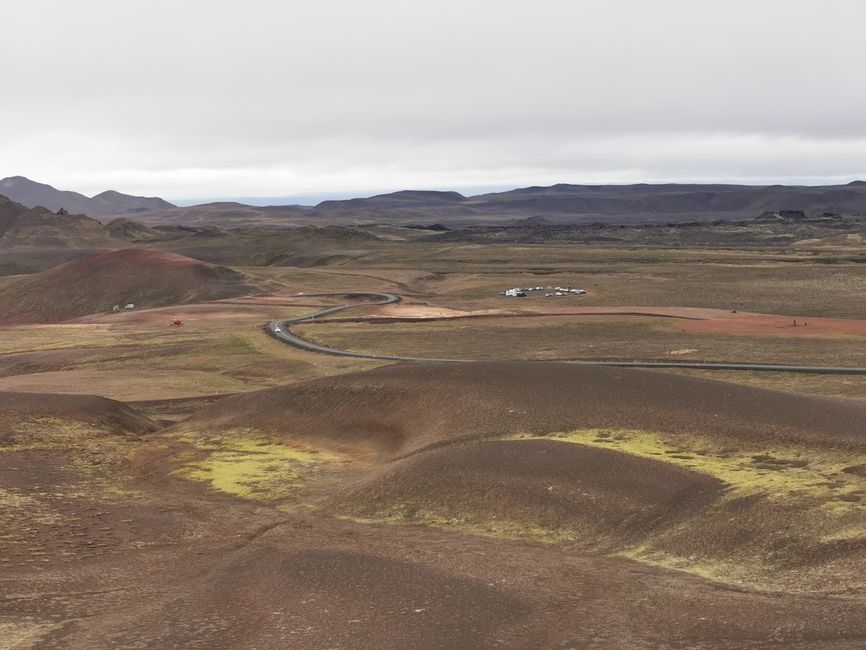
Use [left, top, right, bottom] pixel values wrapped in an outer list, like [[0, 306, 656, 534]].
[[266, 293, 459, 363], [266, 293, 866, 375]]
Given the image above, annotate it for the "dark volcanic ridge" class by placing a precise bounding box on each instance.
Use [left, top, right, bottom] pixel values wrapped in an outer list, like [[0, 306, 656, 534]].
[[7, 178, 857, 228], [125, 181, 866, 227]]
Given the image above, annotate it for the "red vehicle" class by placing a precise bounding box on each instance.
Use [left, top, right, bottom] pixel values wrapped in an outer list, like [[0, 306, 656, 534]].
[[170, 319, 184, 326]]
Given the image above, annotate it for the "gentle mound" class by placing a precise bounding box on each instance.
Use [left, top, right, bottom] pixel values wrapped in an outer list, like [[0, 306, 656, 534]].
[[336, 438, 725, 542], [0, 248, 258, 323], [181, 362, 866, 593], [0, 390, 157, 445], [183, 361, 866, 456], [104, 548, 527, 649]]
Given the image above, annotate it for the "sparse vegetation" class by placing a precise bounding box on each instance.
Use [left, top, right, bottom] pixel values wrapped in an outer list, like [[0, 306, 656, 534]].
[[3, 236, 866, 647], [172, 430, 340, 504]]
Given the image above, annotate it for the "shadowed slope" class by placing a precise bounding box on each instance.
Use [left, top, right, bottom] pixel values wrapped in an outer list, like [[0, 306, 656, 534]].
[[0, 390, 157, 444]]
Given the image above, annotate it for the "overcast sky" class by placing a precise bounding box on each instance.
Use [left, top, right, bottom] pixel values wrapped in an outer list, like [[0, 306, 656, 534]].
[[3, 0, 866, 202]]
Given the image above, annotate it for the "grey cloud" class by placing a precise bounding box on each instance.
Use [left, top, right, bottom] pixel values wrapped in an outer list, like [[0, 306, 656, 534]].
[[2, 0, 865, 199]]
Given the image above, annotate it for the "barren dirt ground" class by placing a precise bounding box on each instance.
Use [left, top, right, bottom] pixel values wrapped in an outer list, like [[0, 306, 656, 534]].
[[2, 246, 866, 648]]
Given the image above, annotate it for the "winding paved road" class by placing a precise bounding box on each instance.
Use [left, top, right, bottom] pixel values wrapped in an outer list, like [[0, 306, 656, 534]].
[[266, 293, 454, 362], [266, 293, 866, 375]]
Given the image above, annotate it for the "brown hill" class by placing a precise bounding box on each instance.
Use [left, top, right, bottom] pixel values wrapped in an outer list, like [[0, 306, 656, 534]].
[[126, 202, 308, 228], [337, 438, 724, 543], [91, 190, 174, 215], [99, 545, 528, 649], [0, 194, 114, 248], [0, 248, 259, 323], [182, 361, 866, 457], [104, 217, 163, 242], [181, 361, 866, 593], [0, 390, 157, 445]]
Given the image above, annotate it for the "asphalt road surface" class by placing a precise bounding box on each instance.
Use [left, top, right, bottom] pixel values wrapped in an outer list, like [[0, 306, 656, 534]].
[[266, 293, 866, 375]]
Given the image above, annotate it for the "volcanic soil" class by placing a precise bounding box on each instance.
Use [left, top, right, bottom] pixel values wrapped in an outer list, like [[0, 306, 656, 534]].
[[2, 364, 866, 647], [183, 361, 866, 454]]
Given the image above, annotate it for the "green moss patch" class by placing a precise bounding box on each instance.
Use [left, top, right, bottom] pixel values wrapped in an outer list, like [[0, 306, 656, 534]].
[[173, 432, 340, 503], [527, 429, 866, 593], [539, 429, 864, 509]]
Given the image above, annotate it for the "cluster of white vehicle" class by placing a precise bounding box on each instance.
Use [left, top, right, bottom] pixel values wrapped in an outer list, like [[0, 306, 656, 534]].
[[500, 286, 587, 298]]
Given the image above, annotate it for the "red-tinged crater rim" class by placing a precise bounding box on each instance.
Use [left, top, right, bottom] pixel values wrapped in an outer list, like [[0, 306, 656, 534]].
[[54, 249, 205, 272]]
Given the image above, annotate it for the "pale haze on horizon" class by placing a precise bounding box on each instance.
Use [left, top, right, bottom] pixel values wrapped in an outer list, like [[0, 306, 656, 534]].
[[3, 0, 866, 202]]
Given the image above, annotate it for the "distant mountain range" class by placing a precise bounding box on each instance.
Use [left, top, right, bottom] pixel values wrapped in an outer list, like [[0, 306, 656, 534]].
[[0, 176, 175, 217], [135, 181, 866, 227], [0, 195, 171, 261], [309, 182, 866, 221], [3, 176, 866, 226]]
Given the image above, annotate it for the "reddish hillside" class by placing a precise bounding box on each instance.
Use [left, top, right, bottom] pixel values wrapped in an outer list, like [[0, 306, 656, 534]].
[[0, 248, 259, 323]]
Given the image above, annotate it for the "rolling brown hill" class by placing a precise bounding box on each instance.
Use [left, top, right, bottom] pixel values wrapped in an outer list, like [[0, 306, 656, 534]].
[[337, 438, 725, 543], [0, 390, 157, 445], [182, 361, 866, 457], [0, 248, 259, 324], [181, 361, 866, 595]]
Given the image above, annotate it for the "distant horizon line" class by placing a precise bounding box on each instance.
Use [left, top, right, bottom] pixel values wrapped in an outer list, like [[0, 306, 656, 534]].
[[168, 178, 866, 207], [4, 174, 866, 207]]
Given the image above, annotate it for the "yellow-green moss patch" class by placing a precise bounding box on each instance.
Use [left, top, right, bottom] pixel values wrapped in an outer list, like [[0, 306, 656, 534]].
[[5, 417, 109, 449], [0, 620, 60, 650], [530, 429, 865, 509], [514, 429, 866, 593], [0, 488, 61, 544], [174, 434, 339, 502]]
